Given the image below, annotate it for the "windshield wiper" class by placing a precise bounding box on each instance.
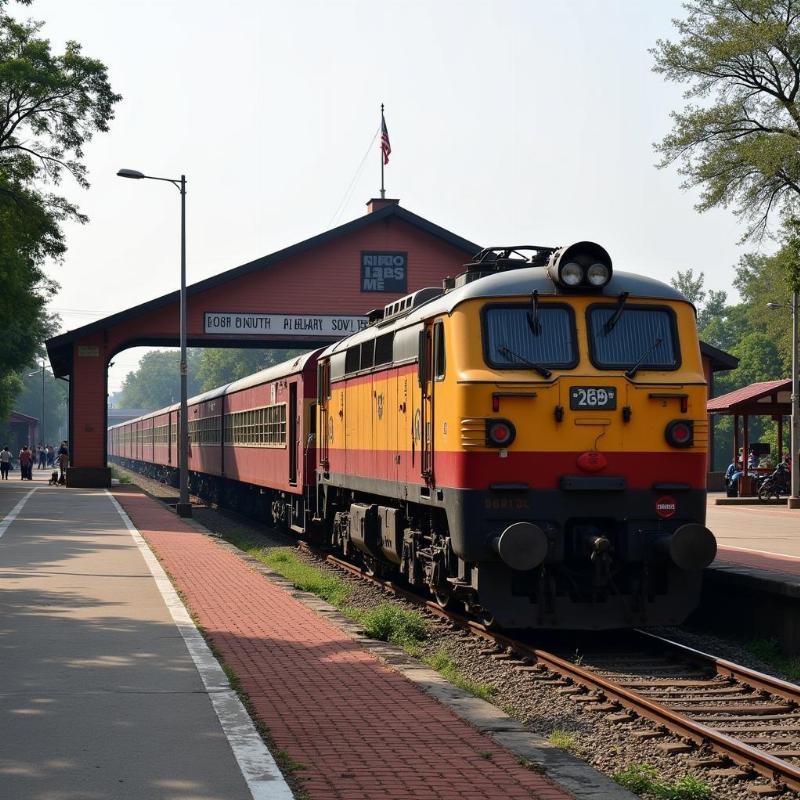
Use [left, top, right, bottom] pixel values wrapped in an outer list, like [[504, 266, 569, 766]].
[[604, 291, 629, 334], [526, 290, 541, 336], [498, 344, 552, 378], [625, 337, 662, 379]]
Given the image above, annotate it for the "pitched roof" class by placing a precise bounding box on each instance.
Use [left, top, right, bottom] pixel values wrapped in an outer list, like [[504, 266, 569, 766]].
[[699, 341, 739, 372], [706, 379, 792, 413], [46, 203, 481, 376]]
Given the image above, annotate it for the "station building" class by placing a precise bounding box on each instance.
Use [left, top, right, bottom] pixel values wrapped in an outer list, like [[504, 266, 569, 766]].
[[46, 199, 479, 486]]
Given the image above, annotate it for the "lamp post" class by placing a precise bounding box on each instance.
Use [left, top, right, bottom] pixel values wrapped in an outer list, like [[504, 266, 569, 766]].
[[117, 168, 191, 517], [767, 295, 800, 508], [27, 359, 46, 447]]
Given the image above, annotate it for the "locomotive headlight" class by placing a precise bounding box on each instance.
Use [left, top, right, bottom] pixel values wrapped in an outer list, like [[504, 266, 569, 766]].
[[586, 262, 610, 287], [546, 241, 612, 290], [560, 261, 584, 286]]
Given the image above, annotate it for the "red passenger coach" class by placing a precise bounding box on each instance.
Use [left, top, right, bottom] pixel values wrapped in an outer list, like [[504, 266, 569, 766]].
[[109, 350, 321, 528]]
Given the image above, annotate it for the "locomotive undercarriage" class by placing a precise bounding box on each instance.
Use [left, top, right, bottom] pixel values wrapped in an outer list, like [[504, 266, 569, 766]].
[[318, 480, 716, 630]]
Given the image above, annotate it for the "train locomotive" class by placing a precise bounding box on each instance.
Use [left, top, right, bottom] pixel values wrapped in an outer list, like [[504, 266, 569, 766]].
[[109, 241, 717, 630]]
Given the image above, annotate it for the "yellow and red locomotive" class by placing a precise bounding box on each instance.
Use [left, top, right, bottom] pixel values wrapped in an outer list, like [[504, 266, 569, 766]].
[[110, 241, 716, 629], [315, 241, 715, 628]]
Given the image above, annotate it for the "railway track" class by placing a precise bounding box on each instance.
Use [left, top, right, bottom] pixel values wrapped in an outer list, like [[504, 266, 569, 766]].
[[304, 545, 800, 796]]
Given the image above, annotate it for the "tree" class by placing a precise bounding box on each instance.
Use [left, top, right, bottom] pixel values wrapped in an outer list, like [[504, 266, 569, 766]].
[[0, 5, 120, 419], [116, 350, 203, 411], [195, 348, 305, 392], [652, 1, 800, 238], [13, 361, 67, 444], [670, 268, 706, 305]]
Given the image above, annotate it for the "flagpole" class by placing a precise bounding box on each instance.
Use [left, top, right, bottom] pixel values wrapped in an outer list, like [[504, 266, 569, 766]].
[[380, 103, 385, 199]]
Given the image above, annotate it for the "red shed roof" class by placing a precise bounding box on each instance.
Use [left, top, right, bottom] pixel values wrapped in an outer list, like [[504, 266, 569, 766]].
[[706, 379, 792, 414]]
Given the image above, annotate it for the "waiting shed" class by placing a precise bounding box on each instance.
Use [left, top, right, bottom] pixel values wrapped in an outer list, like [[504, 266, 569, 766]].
[[706, 379, 792, 494]]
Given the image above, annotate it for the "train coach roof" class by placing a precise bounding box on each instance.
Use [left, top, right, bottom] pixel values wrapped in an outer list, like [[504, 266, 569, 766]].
[[223, 348, 323, 395], [108, 349, 323, 430], [321, 267, 691, 356]]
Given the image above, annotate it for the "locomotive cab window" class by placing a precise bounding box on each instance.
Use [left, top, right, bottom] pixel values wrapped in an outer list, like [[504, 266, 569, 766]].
[[482, 303, 577, 369], [587, 304, 680, 371]]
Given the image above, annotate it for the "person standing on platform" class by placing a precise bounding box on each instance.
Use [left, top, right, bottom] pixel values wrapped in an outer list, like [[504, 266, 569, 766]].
[[37, 444, 46, 469], [47, 444, 54, 467], [0, 446, 11, 480], [57, 447, 69, 484], [18, 446, 33, 480]]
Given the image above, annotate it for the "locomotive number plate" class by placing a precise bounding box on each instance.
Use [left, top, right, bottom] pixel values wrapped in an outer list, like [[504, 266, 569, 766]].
[[569, 386, 617, 410]]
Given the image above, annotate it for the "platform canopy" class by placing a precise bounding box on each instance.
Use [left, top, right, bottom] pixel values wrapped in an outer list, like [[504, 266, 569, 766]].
[[706, 379, 792, 416]]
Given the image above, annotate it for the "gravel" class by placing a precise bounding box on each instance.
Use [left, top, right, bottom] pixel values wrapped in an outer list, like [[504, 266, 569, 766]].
[[114, 466, 800, 799]]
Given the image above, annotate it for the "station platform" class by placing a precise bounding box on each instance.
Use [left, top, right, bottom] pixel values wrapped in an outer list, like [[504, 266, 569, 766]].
[[696, 498, 800, 654], [0, 472, 627, 800]]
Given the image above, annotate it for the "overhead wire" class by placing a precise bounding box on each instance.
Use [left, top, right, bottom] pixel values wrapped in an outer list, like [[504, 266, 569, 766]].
[[328, 126, 380, 228]]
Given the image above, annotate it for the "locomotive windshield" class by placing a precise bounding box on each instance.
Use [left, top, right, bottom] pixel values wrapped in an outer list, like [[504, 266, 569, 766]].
[[587, 305, 679, 371], [483, 304, 577, 368]]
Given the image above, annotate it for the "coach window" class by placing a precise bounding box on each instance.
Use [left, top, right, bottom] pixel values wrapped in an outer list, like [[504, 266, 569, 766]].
[[360, 339, 375, 370], [345, 345, 360, 375], [433, 321, 446, 381], [375, 332, 394, 366]]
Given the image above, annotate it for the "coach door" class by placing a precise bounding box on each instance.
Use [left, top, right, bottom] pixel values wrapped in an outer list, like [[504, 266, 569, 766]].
[[289, 382, 298, 485], [418, 325, 434, 485]]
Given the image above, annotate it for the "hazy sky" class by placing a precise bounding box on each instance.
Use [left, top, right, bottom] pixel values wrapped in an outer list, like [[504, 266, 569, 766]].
[[28, 0, 755, 392]]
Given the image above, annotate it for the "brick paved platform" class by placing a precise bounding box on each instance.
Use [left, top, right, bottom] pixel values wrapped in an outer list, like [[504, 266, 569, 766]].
[[112, 486, 573, 800]]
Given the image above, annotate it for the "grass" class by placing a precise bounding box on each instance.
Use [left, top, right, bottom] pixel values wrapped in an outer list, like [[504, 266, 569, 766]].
[[613, 763, 710, 800], [109, 466, 132, 484], [346, 603, 427, 651], [423, 649, 496, 700], [744, 638, 800, 682], [260, 547, 353, 606], [547, 729, 586, 756]]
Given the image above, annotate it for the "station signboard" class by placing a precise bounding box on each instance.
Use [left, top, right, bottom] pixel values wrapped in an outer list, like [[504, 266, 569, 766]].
[[204, 312, 368, 337], [361, 251, 407, 293]]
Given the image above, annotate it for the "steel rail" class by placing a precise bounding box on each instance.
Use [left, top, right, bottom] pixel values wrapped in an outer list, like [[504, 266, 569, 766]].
[[304, 545, 800, 793], [635, 629, 800, 705]]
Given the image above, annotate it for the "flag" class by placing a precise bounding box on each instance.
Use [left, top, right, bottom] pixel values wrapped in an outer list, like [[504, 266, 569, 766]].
[[381, 113, 391, 165]]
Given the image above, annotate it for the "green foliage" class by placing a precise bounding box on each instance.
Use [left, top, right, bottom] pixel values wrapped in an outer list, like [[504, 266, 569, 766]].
[[116, 349, 203, 410], [259, 547, 352, 607], [547, 729, 586, 756], [347, 603, 427, 650], [0, 14, 121, 189], [12, 362, 66, 443], [0, 7, 118, 420], [745, 638, 800, 682], [195, 348, 304, 392], [670, 268, 706, 305], [652, 1, 800, 238], [613, 763, 709, 799], [423, 650, 496, 700]]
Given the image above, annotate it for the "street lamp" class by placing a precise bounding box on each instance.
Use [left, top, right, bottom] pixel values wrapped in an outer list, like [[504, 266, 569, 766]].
[[117, 167, 191, 518], [27, 359, 46, 447], [767, 296, 800, 508]]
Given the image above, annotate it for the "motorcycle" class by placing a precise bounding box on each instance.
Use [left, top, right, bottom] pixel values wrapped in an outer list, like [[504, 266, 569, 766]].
[[758, 462, 791, 502]]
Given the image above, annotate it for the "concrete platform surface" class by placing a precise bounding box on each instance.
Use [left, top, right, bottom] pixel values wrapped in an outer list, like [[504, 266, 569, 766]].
[[0, 472, 288, 800], [707, 496, 800, 574]]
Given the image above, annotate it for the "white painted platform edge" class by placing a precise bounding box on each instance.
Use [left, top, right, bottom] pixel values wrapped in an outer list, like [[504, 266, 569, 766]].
[[0, 487, 38, 539], [106, 491, 294, 800]]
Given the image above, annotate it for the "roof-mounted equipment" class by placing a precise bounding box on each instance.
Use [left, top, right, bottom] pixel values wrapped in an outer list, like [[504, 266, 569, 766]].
[[546, 241, 612, 290], [381, 287, 443, 323], [455, 245, 556, 287]]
